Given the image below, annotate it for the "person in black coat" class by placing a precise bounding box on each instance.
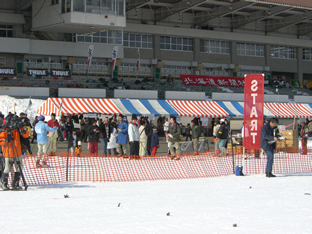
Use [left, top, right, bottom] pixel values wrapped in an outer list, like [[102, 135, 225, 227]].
[[80, 117, 88, 142], [64, 117, 74, 140], [87, 120, 100, 155], [99, 117, 111, 155], [260, 118, 279, 178]]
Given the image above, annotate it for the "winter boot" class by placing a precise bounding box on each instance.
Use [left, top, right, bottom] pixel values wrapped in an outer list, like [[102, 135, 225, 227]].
[[11, 172, 22, 190], [1, 173, 10, 190], [36, 160, 41, 168], [42, 160, 50, 168], [266, 172, 276, 178]]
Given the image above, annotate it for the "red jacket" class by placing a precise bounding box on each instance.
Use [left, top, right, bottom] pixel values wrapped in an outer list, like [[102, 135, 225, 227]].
[[47, 119, 60, 134]]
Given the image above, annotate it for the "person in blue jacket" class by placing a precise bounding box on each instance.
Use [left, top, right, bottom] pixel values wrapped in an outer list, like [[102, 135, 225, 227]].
[[260, 118, 279, 178], [116, 114, 128, 157], [35, 114, 58, 168]]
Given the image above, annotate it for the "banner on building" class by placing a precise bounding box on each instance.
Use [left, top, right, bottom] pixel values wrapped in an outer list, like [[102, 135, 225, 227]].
[[136, 48, 140, 71], [0, 67, 17, 76], [27, 68, 49, 77], [87, 45, 94, 71], [243, 74, 264, 149], [50, 69, 71, 78], [180, 75, 244, 87], [112, 46, 119, 71]]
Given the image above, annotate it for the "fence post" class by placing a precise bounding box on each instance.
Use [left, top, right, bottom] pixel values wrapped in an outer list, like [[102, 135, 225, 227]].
[[66, 150, 69, 182]]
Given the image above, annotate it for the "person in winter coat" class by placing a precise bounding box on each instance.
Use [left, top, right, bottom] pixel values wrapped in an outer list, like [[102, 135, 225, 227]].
[[185, 123, 192, 141], [128, 114, 140, 158], [308, 120, 312, 137], [216, 119, 229, 156], [99, 117, 110, 155], [35, 115, 58, 168], [31, 116, 39, 143], [0, 114, 29, 190], [300, 120, 309, 155], [139, 119, 148, 156], [167, 116, 181, 160], [47, 113, 60, 156], [68, 129, 78, 155], [151, 128, 159, 156], [64, 117, 74, 140], [87, 120, 100, 155], [116, 115, 128, 157], [191, 119, 201, 155], [107, 122, 118, 155], [80, 117, 88, 142], [260, 118, 279, 177]]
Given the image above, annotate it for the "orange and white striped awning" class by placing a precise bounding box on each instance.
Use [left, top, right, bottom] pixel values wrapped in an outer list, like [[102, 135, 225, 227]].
[[167, 100, 228, 118], [37, 98, 121, 116], [264, 103, 312, 118]]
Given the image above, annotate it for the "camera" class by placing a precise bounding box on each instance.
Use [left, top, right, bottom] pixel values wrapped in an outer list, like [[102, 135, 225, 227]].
[[2, 115, 28, 130]]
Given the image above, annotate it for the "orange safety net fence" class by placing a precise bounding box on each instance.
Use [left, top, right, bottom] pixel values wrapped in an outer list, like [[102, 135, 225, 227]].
[[8, 147, 312, 186]]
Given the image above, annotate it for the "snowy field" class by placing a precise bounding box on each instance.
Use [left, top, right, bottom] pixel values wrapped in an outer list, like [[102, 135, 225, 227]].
[[2, 173, 312, 234]]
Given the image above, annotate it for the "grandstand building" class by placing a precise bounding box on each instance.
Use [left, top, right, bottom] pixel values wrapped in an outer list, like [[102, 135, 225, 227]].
[[0, 0, 312, 87]]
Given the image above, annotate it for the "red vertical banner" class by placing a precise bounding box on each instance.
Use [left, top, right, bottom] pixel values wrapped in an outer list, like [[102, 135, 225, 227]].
[[243, 74, 264, 149]]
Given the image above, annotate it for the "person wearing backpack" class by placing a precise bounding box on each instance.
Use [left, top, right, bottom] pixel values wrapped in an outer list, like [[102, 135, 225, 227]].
[[167, 116, 181, 160]]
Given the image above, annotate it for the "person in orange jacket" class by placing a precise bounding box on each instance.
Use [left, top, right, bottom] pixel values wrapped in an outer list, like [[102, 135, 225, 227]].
[[0, 115, 29, 190]]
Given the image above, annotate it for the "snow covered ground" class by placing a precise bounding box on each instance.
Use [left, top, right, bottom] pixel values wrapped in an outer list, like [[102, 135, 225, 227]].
[[2, 173, 312, 234]]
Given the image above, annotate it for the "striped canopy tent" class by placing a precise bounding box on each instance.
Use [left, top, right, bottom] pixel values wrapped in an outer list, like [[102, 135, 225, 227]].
[[301, 104, 312, 113], [110, 99, 178, 116], [37, 98, 121, 116], [167, 100, 228, 118], [216, 101, 274, 117], [264, 103, 312, 118]]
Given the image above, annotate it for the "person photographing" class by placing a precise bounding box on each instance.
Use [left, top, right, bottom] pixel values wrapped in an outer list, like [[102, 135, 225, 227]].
[[260, 118, 279, 178]]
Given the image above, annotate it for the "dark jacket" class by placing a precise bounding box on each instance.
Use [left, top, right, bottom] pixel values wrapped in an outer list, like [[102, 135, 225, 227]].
[[65, 120, 74, 132], [99, 123, 111, 139], [80, 119, 88, 131], [87, 125, 100, 143], [151, 132, 159, 147], [217, 123, 228, 139], [185, 126, 191, 136], [68, 133, 78, 149], [260, 122, 277, 152], [168, 123, 180, 142], [191, 125, 201, 139]]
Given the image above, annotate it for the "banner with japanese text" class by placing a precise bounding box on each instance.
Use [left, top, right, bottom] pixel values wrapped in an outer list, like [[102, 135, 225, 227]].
[[180, 75, 244, 87], [243, 74, 264, 149]]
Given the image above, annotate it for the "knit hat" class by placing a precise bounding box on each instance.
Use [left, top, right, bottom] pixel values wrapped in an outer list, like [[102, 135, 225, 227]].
[[301, 120, 305, 124], [132, 114, 137, 120], [220, 119, 225, 122], [38, 115, 45, 121], [78, 141, 82, 146]]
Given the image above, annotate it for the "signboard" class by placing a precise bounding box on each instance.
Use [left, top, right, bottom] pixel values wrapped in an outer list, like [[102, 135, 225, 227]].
[[27, 68, 49, 77], [180, 75, 244, 87], [0, 67, 17, 76], [201, 117, 209, 127], [50, 69, 71, 77], [243, 74, 264, 149]]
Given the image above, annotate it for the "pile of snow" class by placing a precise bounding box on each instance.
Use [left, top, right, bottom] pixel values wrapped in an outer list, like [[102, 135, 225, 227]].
[[219, 87, 233, 93], [2, 173, 312, 233], [0, 95, 45, 122], [264, 89, 274, 94]]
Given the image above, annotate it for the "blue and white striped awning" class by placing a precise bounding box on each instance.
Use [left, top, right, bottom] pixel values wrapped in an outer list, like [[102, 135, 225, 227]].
[[216, 101, 274, 117], [111, 99, 178, 116], [302, 104, 312, 113]]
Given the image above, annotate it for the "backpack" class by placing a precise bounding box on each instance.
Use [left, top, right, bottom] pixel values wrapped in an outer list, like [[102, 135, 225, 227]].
[[235, 166, 244, 176]]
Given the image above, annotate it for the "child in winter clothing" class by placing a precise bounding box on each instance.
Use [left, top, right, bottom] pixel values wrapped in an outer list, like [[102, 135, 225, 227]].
[[68, 129, 78, 155], [151, 128, 159, 156], [75, 141, 82, 157]]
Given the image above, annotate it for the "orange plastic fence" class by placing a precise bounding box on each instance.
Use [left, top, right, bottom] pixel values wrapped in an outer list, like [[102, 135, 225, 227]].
[[12, 147, 312, 186]]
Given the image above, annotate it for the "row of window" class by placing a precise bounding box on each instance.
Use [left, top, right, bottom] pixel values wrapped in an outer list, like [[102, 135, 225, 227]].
[[1, 24, 312, 60]]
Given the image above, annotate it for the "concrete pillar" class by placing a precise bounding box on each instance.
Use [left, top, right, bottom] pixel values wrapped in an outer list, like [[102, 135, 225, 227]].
[[295, 47, 303, 83], [264, 44, 271, 67], [194, 38, 200, 62], [153, 35, 161, 60], [230, 41, 237, 65]]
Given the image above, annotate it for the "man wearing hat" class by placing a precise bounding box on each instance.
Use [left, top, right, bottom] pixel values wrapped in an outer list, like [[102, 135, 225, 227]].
[[300, 120, 309, 155], [128, 114, 140, 158], [47, 113, 60, 156], [35, 115, 58, 168]]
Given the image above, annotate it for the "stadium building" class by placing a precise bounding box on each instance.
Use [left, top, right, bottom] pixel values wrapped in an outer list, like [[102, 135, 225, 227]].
[[0, 0, 312, 86]]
